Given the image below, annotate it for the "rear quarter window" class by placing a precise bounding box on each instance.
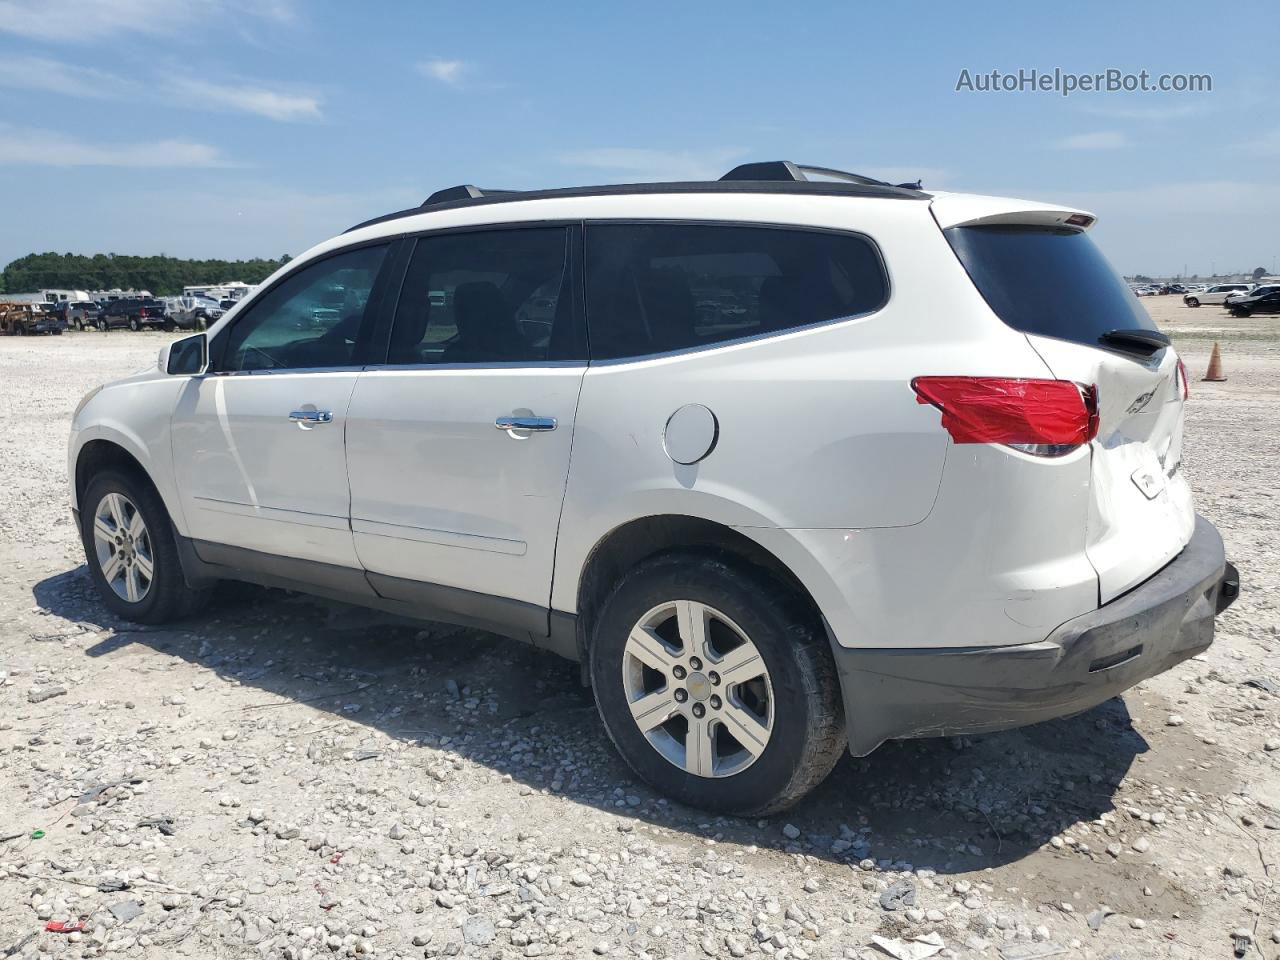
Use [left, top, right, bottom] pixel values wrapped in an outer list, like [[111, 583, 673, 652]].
[[944, 225, 1157, 347], [585, 222, 888, 360]]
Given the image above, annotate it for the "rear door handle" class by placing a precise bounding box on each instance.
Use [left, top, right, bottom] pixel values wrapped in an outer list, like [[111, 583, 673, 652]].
[[289, 410, 333, 424], [495, 415, 557, 433]]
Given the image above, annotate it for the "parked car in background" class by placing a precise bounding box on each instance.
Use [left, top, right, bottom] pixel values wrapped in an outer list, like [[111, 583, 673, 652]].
[[1184, 283, 1251, 307], [1225, 283, 1277, 306], [97, 296, 169, 331], [162, 296, 224, 330], [180, 295, 225, 329], [68, 161, 1239, 814], [0, 301, 65, 335], [1227, 286, 1280, 317], [64, 300, 102, 330]]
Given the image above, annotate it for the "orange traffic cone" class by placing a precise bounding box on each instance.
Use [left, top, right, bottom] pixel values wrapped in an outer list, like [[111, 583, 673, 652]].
[[1202, 342, 1227, 382]]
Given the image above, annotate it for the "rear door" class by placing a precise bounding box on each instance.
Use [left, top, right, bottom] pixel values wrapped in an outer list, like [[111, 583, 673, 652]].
[[343, 225, 586, 633], [940, 212, 1193, 602]]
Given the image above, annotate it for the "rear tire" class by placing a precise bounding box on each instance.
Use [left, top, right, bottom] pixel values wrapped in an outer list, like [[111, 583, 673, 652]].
[[589, 552, 846, 816], [128, 316, 141, 332], [1186, 297, 1200, 307], [79, 469, 210, 624]]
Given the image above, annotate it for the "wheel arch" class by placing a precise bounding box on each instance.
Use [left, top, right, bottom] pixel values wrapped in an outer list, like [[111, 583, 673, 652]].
[[571, 515, 825, 680], [75, 439, 158, 510]]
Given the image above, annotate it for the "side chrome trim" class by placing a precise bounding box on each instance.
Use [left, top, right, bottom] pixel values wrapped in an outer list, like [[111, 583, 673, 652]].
[[352, 518, 528, 556], [191, 496, 351, 532]]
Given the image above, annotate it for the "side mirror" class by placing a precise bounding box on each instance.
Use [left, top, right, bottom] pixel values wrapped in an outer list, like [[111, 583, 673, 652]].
[[164, 334, 209, 376]]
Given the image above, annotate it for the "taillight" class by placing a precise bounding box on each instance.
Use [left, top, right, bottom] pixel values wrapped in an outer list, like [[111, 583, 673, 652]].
[[912, 376, 1099, 457], [1176, 358, 1190, 400]]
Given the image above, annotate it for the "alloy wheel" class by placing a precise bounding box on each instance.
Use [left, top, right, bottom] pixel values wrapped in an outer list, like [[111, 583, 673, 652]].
[[92, 492, 154, 603], [621, 600, 774, 778]]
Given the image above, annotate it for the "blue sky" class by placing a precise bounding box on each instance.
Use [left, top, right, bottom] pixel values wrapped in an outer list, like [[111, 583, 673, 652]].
[[1, 0, 1277, 277]]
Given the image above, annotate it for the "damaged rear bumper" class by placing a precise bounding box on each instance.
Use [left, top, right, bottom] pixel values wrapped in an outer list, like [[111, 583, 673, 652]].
[[834, 515, 1238, 756]]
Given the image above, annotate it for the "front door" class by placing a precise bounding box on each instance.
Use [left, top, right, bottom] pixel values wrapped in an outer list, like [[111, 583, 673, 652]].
[[171, 243, 391, 569], [344, 225, 586, 633]]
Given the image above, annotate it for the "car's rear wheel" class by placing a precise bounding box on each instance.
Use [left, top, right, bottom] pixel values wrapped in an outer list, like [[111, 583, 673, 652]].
[[1186, 297, 1200, 307], [98, 319, 109, 331], [80, 470, 210, 624], [128, 316, 141, 332], [590, 553, 846, 815]]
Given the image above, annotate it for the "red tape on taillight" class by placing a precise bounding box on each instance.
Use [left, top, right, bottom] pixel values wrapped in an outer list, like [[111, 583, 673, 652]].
[[912, 376, 1098, 447]]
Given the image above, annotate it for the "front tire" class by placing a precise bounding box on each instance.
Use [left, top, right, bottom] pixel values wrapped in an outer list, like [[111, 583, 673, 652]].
[[80, 469, 209, 624], [1186, 297, 1200, 307], [590, 553, 846, 816]]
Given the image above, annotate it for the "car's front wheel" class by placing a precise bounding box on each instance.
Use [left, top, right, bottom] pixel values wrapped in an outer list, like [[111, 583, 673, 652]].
[[590, 553, 846, 816], [1185, 297, 1200, 307], [80, 470, 209, 624]]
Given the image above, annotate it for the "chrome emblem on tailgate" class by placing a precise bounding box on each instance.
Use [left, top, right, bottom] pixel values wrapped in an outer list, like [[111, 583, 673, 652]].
[[1127, 389, 1156, 415]]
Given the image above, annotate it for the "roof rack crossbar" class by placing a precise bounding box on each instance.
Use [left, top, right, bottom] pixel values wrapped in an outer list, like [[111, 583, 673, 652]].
[[421, 185, 518, 207], [719, 160, 921, 191]]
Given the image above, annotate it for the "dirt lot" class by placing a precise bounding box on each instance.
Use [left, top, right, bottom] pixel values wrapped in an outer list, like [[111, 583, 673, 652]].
[[1, 302, 1277, 960]]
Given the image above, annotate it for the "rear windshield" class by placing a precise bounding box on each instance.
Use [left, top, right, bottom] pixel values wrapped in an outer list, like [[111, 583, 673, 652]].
[[944, 225, 1156, 346]]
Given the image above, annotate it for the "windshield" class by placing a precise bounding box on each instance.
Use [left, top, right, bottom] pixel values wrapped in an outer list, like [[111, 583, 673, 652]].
[[944, 225, 1157, 348]]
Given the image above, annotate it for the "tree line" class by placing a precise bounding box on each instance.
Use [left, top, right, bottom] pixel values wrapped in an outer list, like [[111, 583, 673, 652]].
[[1, 252, 292, 297]]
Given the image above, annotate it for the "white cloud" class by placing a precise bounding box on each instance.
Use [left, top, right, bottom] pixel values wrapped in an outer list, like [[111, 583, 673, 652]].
[[169, 77, 322, 122], [0, 128, 230, 168], [1055, 131, 1128, 151], [1234, 129, 1280, 155], [1078, 101, 1206, 122], [0, 55, 321, 122], [0, 56, 127, 98], [417, 59, 469, 88], [0, 0, 295, 42], [559, 147, 749, 182]]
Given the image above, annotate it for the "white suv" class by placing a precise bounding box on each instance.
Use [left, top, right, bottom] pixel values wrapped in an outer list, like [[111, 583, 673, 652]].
[[1183, 283, 1251, 307], [68, 162, 1239, 814]]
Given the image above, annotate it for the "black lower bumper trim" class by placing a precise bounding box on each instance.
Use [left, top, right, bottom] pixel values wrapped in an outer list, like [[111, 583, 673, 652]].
[[833, 515, 1237, 756]]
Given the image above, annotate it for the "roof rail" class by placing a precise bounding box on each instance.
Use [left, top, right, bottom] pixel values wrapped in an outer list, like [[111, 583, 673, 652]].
[[421, 184, 517, 207], [720, 160, 922, 191]]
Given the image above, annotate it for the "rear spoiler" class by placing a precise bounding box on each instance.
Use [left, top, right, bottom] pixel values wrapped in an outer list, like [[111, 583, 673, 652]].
[[930, 192, 1097, 231]]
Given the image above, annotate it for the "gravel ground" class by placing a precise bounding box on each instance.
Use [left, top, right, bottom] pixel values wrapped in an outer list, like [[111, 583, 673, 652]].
[[1, 303, 1277, 960]]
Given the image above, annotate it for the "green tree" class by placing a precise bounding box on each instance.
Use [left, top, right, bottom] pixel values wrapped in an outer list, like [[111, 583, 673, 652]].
[[1, 252, 292, 296]]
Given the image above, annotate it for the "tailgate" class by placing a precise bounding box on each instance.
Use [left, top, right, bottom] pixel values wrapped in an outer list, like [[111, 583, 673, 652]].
[[1027, 336, 1193, 601], [938, 204, 1196, 603]]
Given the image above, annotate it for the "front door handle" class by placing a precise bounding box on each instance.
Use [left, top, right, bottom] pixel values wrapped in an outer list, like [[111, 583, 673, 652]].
[[289, 409, 333, 424], [495, 415, 557, 433]]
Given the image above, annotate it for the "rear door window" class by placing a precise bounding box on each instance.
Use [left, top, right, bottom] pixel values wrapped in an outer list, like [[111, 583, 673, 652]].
[[386, 226, 580, 364], [585, 223, 887, 360], [945, 225, 1157, 347]]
